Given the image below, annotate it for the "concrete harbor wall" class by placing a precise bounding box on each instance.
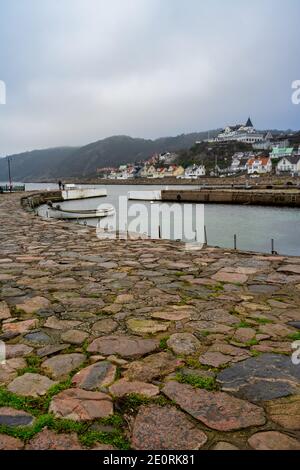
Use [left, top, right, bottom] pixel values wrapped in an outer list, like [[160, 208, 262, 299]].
[[20, 191, 62, 211], [161, 189, 300, 207]]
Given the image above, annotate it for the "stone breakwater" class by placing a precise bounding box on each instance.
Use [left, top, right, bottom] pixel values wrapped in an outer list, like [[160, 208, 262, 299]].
[[0, 192, 299, 451], [161, 188, 300, 207]]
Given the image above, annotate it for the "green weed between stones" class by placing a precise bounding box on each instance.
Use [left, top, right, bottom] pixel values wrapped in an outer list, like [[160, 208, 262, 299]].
[[235, 321, 253, 329], [18, 356, 42, 375], [0, 414, 130, 449], [117, 393, 170, 414], [251, 350, 261, 357], [79, 430, 130, 449], [0, 387, 130, 448], [289, 332, 300, 341], [0, 379, 72, 415], [175, 372, 216, 391], [254, 318, 274, 325], [159, 336, 170, 350], [246, 339, 259, 347], [209, 284, 224, 292]]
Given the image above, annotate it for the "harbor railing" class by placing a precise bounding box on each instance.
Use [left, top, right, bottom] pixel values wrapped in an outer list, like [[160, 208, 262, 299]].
[[0, 184, 25, 193]]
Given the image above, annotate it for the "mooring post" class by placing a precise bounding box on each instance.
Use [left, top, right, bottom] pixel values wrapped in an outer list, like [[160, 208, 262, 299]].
[[271, 238, 275, 255], [204, 225, 208, 245], [234, 234, 237, 250]]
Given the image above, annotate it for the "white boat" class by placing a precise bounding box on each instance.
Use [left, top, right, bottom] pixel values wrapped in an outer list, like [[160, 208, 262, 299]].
[[47, 204, 115, 219], [128, 190, 161, 201], [62, 184, 107, 201]]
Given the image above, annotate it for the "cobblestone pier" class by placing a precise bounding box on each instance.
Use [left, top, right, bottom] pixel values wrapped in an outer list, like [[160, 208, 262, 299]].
[[0, 193, 299, 450]]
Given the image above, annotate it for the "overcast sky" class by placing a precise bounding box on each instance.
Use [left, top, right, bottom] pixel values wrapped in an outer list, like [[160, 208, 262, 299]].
[[0, 0, 300, 156]]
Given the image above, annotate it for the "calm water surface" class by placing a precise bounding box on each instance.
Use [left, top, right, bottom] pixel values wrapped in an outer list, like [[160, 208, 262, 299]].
[[3, 182, 299, 256]]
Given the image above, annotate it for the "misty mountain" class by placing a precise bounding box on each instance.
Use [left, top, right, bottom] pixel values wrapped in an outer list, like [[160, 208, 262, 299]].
[[0, 147, 78, 182], [0, 131, 220, 181]]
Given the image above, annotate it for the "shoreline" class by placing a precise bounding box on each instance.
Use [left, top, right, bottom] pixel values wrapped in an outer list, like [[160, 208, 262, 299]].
[[18, 175, 300, 187]]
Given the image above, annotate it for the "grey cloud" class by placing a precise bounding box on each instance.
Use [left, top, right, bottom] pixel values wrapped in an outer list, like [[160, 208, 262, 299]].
[[0, 0, 299, 155]]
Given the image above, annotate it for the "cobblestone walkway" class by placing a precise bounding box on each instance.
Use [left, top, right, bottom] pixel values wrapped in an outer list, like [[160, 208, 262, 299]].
[[0, 193, 299, 450]]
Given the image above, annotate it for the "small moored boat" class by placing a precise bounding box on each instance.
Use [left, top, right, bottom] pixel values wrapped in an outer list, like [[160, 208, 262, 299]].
[[47, 204, 115, 219], [62, 184, 107, 201]]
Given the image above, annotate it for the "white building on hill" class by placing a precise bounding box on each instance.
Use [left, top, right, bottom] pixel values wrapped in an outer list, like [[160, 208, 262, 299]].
[[214, 118, 266, 144]]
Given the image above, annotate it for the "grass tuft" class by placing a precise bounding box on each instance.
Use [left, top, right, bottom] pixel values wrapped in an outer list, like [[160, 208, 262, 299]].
[[159, 336, 170, 350], [289, 332, 300, 341], [175, 372, 216, 391]]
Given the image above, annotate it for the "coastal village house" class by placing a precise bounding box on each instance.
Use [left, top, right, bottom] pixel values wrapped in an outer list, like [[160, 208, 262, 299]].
[[184, 164, 206, 178], [270, 147, 294, 160], [276, 155, 300, 175], [246, 156, 272, 175], [230, 152, 252, 173]]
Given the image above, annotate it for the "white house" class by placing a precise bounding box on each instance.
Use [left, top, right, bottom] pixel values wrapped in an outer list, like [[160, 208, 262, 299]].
[[246, 157, 272, 175], [230, 153, 251, 173], [270, 147, 294, 160], [276, 156, 300, 175], [184, 165, 206, 178]]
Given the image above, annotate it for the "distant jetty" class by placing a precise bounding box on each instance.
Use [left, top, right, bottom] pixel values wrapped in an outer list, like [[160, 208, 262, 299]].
[[161, 188, 300, 208]]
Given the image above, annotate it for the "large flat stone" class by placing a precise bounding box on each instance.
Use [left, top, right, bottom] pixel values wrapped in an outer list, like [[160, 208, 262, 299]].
[[0, 301, 11, 320], [7, 373, 57, 397], [163, 381, 266, 431], [5, 344, 34, 359], [49, 388, 113, 421], [0, 358, 27, 386], [212, 442, 239, 450], [187, 321, 233, 334], [132, 405, 207, 450], [60, 329, 89, 345], [42, 353, 86, 380], [72, 361, 117, 390], [24, 331, 52, 345], [36, 344, 69, 358], [233, 328, 256, 343], [92, 319, 118, 334], [167, 333, 201, 355], [115, 294, 134, 304], [211, 271, 248, 284], [3, 319, 39, 335], [151, 310, 191, 321], [109, 379, 159, 398], [124, 352, 183, 382], [248, 431, 300, 450], [0, 434, 24, 450], [44, 316, 82, 330], [196, 309, 239, 325], [25, 429, 82, 450], [87, 335, 159, 358], [277, 265, 300, 274], [127, 319, 170, 335], [217, 354, 300, 401], [16, 296, 51, 314], [266, 396, 300, 430], [248, 284, 278, 294], [199, 352, 232, 368], [0, 407, 34, 427]]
